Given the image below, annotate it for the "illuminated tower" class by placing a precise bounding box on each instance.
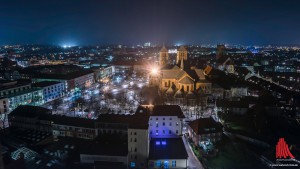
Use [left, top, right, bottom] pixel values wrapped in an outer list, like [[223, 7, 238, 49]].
[[159, 45, 169, 67], [176, 46, 188, 64], [216, 44, 226, 60]]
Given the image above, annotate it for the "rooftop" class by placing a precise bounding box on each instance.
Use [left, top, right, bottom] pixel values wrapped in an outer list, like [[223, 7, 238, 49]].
[[52, 115, 95, 128], [188, 117, 223, 135], [31, 81, 62, 88], [151, 105, 185, 118], [149, 137, 188, 160], [9, 105, 51, 118]]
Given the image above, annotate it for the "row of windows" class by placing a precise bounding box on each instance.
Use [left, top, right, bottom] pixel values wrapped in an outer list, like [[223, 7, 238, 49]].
[[150, 122, 179, 127], [150, 130, 179, 135], [130, 147, 137, 152], [150, 117, 173, 121], [0, 86, 30, 96], [130, 138, 137, 142]]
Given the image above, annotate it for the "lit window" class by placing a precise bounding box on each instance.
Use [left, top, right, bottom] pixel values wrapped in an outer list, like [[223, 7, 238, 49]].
[[172, 160, 176, 167], [156, 161, 161, 167], [130, 162, 135, 168], [156, 141, 160, 145], [162, 141, 166, 145]]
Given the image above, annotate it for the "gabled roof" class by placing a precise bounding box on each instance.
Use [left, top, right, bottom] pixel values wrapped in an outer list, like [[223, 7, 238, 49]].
[[151, 105, 185, 118], [188, 117, 223, 135], [179, 76, 194, 84], [194, 69, 205, 79], [174, 89, 184, 98]]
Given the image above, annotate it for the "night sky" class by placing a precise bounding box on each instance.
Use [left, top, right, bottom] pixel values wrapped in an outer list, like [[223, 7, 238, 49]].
[[1, 0, 300, 45]]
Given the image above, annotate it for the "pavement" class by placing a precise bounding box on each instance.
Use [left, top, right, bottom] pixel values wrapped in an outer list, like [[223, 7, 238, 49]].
[[182, 136, 204, 169]]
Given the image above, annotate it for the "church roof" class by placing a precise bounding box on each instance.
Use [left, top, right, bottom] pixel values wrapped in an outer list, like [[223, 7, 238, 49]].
[[194, 69, 205, 79], [160, 46, 168, 52], [174, 89, 184, 98], [178, 46, 187, 51], [166, 86, 174, 94], [179, 76, 194, 84]]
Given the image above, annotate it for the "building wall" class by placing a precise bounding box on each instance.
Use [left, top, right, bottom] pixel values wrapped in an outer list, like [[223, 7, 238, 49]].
[[149, 116, 183, 138], [0, 84, 31, 97], [128, 128, 149, 168], [231, 87, 248, 98], [80, 154, 128, 164], [188, 126, 222, 146], [52, 124, 96, 139], [196, 82, 212, 94], [0, 98, 9, 129], [42, 83, 64, 103], [8, 116, 52, 132], [148, 159, 187, 169], [74, 73, 94, 89]]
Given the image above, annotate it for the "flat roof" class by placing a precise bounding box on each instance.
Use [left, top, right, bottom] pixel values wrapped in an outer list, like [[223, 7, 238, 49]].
[[149, 137, 188, 160], [9, 105, 51, 118], [31, 81, 62, 88]]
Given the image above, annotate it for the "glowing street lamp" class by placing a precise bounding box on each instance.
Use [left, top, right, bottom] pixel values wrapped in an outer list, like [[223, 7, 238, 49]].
[[151, 67, 159, 75]]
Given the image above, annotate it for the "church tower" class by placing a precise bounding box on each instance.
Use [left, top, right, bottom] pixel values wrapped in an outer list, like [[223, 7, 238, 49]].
[[176, 46, 188, 64], [159, 45, 169, 66]]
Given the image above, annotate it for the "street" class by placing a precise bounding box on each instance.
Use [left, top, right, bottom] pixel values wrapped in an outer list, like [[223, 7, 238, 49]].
[[182, 136, 204, 169]]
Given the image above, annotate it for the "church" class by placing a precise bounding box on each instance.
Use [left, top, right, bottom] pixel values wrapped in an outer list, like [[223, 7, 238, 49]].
[[151, 45, 212, 103]]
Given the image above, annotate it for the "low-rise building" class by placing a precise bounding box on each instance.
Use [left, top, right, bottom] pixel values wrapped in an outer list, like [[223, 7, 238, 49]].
[[32, 81, 65, 103], [52, 116, 96, 140], [148, 137, 188, 169], [148, 105, 185, 138], [8, 105, 52, 132], [188, 117, 223, 146]]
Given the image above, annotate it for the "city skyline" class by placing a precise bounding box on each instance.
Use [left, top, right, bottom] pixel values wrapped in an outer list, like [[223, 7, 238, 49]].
[[1, 0, 300, 45]]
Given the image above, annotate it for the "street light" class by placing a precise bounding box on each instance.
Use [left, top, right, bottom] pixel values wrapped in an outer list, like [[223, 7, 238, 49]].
[[151, 67, 158, 75]]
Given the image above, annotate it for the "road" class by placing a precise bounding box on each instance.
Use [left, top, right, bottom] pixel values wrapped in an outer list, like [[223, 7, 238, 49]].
[[182, 136, 204, 169]]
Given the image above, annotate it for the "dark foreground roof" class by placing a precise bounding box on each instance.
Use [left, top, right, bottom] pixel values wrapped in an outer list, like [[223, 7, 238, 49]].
[[188, 117, 223, 135], [151, 105, 185, 118], [9, 105, 51, 118], [149, 137, 188, 160]]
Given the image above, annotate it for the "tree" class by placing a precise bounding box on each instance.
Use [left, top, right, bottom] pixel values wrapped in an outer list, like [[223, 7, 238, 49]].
[[52, 99, 62, 113], [75, 97, 86, 110]]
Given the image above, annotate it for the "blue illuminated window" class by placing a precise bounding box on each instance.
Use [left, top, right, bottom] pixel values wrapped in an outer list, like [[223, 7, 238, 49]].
[[156, 161, 161, 167], [130, 162, 135, 167], [162, 141, 166, 145], [172, 160, 176, 167], [156, 141, 160, 145]]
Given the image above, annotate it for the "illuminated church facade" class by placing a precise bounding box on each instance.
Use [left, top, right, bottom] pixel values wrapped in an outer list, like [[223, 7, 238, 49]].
[[151, 46, 212, 102]]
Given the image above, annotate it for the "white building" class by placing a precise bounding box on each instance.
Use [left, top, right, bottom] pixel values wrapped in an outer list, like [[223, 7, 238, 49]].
[[148, 105, 185, 138], [148, 138, 188, 169]]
